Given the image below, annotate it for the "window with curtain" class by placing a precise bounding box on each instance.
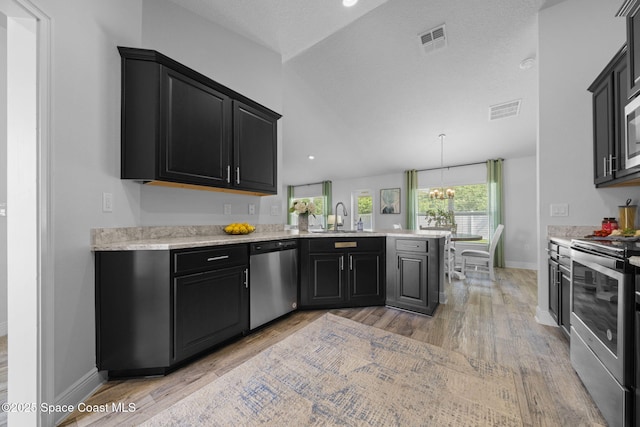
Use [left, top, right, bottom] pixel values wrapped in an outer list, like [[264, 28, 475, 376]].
[[416, 183, 489, 239], [287, 181, 332, 229]]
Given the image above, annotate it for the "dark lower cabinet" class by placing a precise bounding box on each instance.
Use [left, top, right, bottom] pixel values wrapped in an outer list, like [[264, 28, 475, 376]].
[[560, 264, 571, 337], [95, 244, 248, 378], [548, 256, 559, 323], [300, 237, 385, 309], [385, 237, 441, 316], [547, 239, 570, 338], [173, 266, 248, 362]]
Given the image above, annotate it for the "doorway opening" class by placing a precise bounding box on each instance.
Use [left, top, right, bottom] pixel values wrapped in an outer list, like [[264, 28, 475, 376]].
[[1, 0, 52, 425]]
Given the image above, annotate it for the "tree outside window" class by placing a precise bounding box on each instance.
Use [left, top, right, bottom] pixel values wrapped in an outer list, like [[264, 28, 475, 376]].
[[417, 183, 488, 239]]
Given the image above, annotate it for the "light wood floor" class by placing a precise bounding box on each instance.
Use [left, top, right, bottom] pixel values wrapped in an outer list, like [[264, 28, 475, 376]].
[[59, 268, 606, 426]]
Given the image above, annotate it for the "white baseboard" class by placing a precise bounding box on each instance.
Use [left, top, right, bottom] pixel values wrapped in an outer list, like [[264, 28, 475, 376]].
[[504, 261, 537, 270], [535, 306, 558, 327], [53, 368, 106, 425]]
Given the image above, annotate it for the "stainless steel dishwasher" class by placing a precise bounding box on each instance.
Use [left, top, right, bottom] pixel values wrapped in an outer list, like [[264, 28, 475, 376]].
[[249, 239, 298, 330]]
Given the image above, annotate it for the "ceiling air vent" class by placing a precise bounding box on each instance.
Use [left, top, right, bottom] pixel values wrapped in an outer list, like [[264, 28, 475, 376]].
[[489, 100, 521, 121], [419, 24, 447, 54]]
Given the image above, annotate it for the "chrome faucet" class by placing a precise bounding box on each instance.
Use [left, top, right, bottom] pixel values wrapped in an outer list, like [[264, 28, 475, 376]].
[[334, 202, 348, 231]]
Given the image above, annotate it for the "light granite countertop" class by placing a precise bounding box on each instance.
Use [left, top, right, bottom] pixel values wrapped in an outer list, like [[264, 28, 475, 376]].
[[547, 225, 598, 248], [91, 226, 448, 251]]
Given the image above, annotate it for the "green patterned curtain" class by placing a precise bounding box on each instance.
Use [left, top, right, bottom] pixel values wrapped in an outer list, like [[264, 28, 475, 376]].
[[322, 181, 332, 217], [286, 185, 295, 225], [405, 170, 418, 230], [487, 159, 504, 267]]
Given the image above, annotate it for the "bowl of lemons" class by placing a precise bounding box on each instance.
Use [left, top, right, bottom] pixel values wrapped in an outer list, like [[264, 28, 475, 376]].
[[224, 222, 256, 235]]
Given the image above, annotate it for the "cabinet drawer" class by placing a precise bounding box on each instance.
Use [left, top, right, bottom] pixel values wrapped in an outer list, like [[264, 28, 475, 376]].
[[308, 237, 384, 253], [396, 239, 428, 253], [173, 245, 247, 275]]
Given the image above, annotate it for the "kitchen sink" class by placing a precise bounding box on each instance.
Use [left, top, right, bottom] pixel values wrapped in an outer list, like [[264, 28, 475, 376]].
[[309, 229, 373, 234]]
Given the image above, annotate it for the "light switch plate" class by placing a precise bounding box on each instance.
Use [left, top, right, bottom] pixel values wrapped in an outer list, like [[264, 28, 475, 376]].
[[102, 192, 113, 213], [224, 204, 232, 215], [248, 204, 256, 215], [271, 205, 280, 216], [550, 203, 569, 217]]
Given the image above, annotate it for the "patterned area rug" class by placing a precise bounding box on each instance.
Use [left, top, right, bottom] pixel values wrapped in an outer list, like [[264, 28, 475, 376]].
[[143, 314, 523, 426]]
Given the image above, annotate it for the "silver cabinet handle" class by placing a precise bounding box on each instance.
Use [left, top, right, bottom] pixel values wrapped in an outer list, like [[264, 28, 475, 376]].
[[340, 256, 344, 271], [604, 156, 608, 176], [349, 255, 353, 270], [244, 268, 249, 288], [207, 255, 229, 262], [236, 167, 240, 184], [226, 165, 231, 184], [609, 154, 617, 173]]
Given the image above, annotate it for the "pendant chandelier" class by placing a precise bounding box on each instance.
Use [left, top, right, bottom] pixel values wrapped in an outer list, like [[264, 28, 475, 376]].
[[429, 133, 455, 199]]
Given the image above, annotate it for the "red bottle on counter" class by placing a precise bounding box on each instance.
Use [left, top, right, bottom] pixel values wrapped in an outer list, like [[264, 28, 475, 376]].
[[602, 217, 619, 233]]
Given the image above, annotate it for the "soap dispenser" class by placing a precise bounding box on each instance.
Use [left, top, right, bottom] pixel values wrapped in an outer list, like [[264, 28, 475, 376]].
[[357, 217, 364, 231]]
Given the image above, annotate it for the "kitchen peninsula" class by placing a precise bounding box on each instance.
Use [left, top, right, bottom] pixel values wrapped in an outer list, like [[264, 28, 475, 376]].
[[92, 226, 447, 377]]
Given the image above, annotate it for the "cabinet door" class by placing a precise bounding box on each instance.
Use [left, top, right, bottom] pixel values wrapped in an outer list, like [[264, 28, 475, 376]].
[[233, 101, 278, 194], [304, 253, 345, 306], [560, 267, 571, 337], [592, 75, 615, 185], [548, 258, 559, 323], [628, 4, 640, 99], [173, 266, 248, 362], [160, 68, 232, 187], [396, 252, 429, 311], [348, 252, 384, 306]]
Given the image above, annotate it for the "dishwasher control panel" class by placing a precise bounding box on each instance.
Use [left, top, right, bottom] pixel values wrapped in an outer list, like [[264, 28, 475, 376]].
[[250, 239, 298, 254]]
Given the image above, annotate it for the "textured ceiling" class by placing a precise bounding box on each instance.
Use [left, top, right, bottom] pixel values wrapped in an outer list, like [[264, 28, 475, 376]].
[[168, 0, 570, 185], [166, 0, 390, 61]]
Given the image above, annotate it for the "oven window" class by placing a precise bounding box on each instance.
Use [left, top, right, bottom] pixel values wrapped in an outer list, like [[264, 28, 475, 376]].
[[572, 260, 618, 355], [627, 108, 640, 165]]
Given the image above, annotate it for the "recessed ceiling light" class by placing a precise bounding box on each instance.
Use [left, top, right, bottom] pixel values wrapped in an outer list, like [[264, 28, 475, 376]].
[[343, 0, 358, 7], [308, 155, 315, 160]]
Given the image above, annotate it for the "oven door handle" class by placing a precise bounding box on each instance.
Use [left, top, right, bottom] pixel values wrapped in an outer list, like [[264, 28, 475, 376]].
[[571, 248, 625, 271]]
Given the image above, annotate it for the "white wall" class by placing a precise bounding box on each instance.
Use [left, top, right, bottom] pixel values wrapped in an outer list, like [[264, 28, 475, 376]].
[[537, 0, 635, 322], [330, 154, 538, 269], [140, 0, 286, 226], [0, 13, 7, 336], [41, 0, 143, 404], [32, 0, 286, 412]]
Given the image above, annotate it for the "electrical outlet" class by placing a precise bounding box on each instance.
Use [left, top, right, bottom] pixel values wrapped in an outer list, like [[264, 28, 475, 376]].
[[248, 204, 256, 215], [550, 203, 568, 217], [271, 205, 280, 216], [102, 192, 113, 213], [224, 204, 232, 215]]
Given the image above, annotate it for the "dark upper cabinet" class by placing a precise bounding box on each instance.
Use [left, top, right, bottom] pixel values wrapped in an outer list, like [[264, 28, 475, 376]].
[[160, 68, 231, 187], [119, 47, 280, 195], [589, 45, 632, 186], [619, 1, 640, 98], [233, 101, 278, 193]]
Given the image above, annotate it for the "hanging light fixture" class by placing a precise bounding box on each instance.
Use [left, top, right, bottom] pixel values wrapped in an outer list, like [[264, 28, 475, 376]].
[[429, 134, 455, 199]]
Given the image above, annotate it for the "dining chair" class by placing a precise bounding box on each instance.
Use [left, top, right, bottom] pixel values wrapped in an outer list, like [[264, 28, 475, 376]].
[[419, 226, 457, 282], [444, 233, 456, 283], [460, 224, 504, 281]]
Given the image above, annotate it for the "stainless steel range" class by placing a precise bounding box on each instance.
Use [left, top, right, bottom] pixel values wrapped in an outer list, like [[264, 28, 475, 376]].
[[570, 238, 636, 427]]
